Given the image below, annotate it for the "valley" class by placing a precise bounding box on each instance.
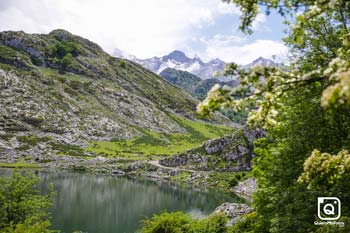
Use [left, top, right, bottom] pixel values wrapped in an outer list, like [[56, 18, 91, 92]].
[[0, 29, 255, 194], [0, 28, 275, 233]]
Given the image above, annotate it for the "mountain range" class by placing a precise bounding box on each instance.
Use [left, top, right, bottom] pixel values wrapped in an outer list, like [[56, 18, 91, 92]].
[[113, 49, 277, 80]]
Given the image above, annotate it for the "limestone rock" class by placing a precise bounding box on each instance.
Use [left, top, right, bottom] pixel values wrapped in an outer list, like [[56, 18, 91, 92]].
[[160, 127, 265, 172]]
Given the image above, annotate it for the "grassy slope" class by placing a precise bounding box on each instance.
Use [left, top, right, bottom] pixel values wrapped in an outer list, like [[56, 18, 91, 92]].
[[86, 115, 233, 159]]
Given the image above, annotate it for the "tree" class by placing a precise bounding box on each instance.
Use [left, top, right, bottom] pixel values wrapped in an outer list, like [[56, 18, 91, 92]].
[[0, 171, 55, 232], [197, 0, 350, 232]]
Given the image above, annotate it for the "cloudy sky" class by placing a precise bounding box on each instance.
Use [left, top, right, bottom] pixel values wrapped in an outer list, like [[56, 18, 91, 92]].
[[0, 0, 288, 64]]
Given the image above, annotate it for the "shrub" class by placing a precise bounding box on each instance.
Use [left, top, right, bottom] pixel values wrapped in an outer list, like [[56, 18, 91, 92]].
[[228, 177, 239, 188], [140, 211, 193, 233], [140, 212, 230, 233], [119, 60, 127, 68], [228, 212, 258, 233], [0, 171, 55, 232], [60, 53, 73, 69], [50, 41, 80, 59], [194, 213, 228, 233]]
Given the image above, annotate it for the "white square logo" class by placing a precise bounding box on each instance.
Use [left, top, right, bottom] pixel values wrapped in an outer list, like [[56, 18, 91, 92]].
[[317, 197, 341, 221]]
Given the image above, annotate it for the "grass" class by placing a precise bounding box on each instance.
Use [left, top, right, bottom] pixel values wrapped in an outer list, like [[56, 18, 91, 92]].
[[0, 161, 40, 169], [86, 115, 234, 159]]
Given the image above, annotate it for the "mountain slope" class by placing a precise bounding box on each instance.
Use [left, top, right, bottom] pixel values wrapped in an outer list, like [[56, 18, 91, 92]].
[[0, 29, 232, 160], [159, 67, 238, 100], [159, 68, 202, 91]]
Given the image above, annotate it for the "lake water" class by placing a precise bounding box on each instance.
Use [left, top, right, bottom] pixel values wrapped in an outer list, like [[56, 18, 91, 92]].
[[0, 169, 240, 233]]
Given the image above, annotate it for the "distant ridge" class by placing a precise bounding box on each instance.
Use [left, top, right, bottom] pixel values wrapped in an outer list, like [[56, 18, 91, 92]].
[[113, 49, 278, 80]]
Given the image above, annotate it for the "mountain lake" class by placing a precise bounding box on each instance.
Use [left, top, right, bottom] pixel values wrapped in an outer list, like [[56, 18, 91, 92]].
[[0, 169, 241, 233]]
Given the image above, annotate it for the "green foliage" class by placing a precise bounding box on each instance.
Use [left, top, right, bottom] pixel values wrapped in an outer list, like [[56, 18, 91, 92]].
[[60, 53, 73, 69], [228, 177, 238, 188], [299, 149, 350, 193], [119, 59, 127, 68], [50, 41, 80, 59], [140, 212, 229, 233], [197, 0, 350, 232], [228, 212, 257, 233], [0, 171, 54, 232], [194, 213, 228, 233], [140, 212, 193, 233], [49, 41, 80, 70], [313, 217, 350, 233]]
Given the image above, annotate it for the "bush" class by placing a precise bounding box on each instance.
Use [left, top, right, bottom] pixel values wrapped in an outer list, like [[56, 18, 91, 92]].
[[140, 212, 193, 233], [50, 41, 80, 59], [60, 53, 73, 69], [194, 213, 228, 233], [228, 177, 238, 188], [140, 212, 230, 233], [228, 212, 258, 233], [0, 171, 55, 232]]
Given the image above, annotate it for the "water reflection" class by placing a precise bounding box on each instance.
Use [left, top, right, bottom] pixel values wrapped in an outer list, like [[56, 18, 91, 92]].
[[0, 169, 240, 233]]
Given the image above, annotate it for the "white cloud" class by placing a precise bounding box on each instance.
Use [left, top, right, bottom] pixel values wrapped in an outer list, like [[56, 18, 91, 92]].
[[202, 36, 288, 64], [0, 0, 240, 58], [252, 13, 269, 31]]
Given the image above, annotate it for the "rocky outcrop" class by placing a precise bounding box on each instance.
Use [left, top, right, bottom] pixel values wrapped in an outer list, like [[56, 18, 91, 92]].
[[231, 178, 257, 202], [159, 127, 265, 171], [214, 202, 252, 225]]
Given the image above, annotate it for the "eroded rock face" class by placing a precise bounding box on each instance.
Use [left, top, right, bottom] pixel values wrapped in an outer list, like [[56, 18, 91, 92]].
[[214, 202, 252, 225], [160, 127, 265, 171]]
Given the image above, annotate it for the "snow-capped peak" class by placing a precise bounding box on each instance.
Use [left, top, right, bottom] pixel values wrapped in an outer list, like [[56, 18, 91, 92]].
[[162, 50, 191, 63], [111, 48, 279, 80]]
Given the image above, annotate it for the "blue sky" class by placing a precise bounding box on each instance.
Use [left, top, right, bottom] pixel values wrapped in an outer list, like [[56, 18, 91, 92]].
[[0, 0, 288, 64]]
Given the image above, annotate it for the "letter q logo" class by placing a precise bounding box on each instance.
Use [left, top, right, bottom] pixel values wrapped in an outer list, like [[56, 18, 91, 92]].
[[317, 197, 341, 221]]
